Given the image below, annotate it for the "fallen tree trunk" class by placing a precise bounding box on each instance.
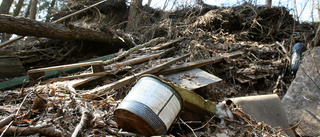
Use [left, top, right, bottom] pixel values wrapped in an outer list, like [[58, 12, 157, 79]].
[[0, 14, 130, 45]]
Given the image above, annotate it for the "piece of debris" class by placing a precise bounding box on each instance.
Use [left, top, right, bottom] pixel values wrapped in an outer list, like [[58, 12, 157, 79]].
[[165, 68, 221, 90], [227, 94, 295, 136], [28, 60, 104, 81], [290, 42, 305, 73], [282, 46, 320, 136]]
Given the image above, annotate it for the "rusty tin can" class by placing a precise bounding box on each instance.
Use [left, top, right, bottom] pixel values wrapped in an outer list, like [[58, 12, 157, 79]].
[[114, 75, 183, 136]]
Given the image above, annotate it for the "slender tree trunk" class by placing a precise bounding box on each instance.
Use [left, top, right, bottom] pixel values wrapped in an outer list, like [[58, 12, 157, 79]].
[[311, 0, 314, 22], [162, 0, 169, 10], [0, 0, 14, 14], [0, 0, 14, 42], [170, 0, 177, 11], [13, 0, 25, 16], [25, 0, 32, 18], [318, 0, 320, 21], [126, 0, 142, 32], [294, 0, 299, 21], [147, 0, 152, 6], [30, 0, 38, 20], [3, 0, 27, 41], [265, 0, 272, 8], [45, 0, 56, 22]]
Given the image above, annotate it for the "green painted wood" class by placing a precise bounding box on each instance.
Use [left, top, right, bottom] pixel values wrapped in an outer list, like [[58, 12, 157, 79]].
[[0, 54, 115, 90]]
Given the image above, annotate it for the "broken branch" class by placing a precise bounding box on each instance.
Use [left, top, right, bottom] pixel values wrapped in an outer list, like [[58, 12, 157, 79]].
[[0, 91, 32, 137], [0, 114, 15, 130], [103, 37, 166, 65], [158, 51, 244, 75], [105, 47, 175, 72], [44, 72, 106, 83], [152, 37, 184, 50], [72, 107, 93, 137]]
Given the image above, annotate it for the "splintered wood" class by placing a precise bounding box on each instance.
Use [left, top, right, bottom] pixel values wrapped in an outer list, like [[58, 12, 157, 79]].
[[28, 61, 104, 81]]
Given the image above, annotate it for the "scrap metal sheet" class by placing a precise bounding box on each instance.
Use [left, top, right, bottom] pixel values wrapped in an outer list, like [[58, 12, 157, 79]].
[[165, 68, 221, 90]]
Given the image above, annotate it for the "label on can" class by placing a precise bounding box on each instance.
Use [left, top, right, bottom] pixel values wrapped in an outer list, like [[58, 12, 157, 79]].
[[123, 77, 182, 129]]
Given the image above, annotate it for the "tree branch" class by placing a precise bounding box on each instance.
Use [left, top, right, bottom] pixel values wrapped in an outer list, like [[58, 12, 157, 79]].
[[71, 107, 93, 137]]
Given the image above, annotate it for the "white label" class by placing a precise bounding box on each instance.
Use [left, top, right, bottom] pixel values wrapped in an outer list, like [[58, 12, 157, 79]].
[[123, 78, 181, 129], [158, 95, 181, 128]]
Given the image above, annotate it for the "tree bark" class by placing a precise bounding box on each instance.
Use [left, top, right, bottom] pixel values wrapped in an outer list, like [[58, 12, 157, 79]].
[[30, 0, 38, 20], [0, 14, 130, 45]]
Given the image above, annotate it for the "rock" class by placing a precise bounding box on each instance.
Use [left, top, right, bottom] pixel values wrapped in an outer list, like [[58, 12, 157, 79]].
[[282, 47, 320, 136]]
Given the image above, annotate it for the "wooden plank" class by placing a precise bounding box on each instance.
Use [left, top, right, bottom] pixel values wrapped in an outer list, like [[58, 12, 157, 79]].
[[29, 72, 45, 81], [72, 75, 104, 88], [158, 51, 244, 75], [92, 65, 104, 73], [0, 54, 115, 90], [165, 68, 222, 90], [82, 54, 191, 99], [158, 56, 223, 75], [28, 60, 104, 73], [44, 72, 106, 83]]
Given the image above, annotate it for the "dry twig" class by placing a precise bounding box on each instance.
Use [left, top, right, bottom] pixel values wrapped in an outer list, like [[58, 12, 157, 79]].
[[72, 106, 93, 137], [179, 118, 198, 137], [104, 37, 166, 65], [0, 91, 32, 137]]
